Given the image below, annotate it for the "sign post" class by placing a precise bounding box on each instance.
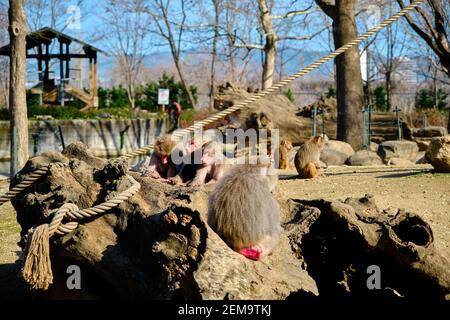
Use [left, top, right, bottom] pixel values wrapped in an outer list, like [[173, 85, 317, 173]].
[[158, 88, 170, 112]]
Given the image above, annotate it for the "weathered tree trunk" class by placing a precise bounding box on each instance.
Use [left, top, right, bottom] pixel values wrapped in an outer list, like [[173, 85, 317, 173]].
[[8, 0, 28, 175], [258, 0, 276, 89], [315, 0, 364, 149], [10, 142, 450, 299], [209, 0, 219, 111]]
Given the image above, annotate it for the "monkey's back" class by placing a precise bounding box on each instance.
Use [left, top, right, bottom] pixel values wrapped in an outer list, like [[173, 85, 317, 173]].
[[207, 166, 280, 250]]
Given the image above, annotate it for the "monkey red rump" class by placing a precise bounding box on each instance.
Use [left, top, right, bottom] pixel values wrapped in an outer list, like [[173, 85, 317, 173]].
[[239, 246, 263, 261]]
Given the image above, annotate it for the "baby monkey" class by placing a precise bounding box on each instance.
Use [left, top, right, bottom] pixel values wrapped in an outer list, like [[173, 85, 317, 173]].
[[146, 136, 177, 179], [208, 163, 282, 261], [188, 140, 229, 186], [278, 138, 293, 170], [294, 135, 326, 179]]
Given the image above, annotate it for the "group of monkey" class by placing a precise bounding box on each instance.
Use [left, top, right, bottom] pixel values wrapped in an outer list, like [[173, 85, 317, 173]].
[[144, 134, 326, 261]]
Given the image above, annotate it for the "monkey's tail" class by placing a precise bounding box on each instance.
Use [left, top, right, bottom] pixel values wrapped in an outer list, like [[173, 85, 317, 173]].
[[299, 163, 317, 179]]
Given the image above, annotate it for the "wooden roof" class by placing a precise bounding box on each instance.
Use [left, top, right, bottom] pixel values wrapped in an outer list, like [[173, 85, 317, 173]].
[[0, 27, 106, 56]]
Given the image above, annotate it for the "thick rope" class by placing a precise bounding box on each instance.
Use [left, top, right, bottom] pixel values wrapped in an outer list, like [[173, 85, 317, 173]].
[[119, 0, 425, 160], [21, 175, 140, 289], [0, 162, 65, 206], [0, 0, 425, 206]]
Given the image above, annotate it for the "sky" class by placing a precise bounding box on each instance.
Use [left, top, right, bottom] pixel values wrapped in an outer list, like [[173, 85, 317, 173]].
[[2, 0, 443, 90]]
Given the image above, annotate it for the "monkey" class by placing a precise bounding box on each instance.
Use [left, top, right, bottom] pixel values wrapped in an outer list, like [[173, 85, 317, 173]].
[[294, 135, 327, 179], [188, 140, 230, 186], [207, 163, 282, 261], [145, 136, 178, 179], [167, 138, 204, 185], [277, 138, 293, 170]]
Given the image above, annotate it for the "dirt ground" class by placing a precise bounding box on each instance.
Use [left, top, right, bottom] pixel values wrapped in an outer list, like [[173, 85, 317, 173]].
[[0, 164, 449, 299]]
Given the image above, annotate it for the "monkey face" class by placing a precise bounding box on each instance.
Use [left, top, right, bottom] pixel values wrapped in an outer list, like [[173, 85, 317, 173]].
[[281, 139, 293, 151], [201, 151, 215, 166], [313, 136, 325, 151]]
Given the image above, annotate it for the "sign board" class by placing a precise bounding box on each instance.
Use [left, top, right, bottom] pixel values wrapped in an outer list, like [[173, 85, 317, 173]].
[[158, 88, 170, 105]]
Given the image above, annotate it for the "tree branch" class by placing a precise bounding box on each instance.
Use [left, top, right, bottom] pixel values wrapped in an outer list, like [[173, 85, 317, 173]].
[[271, 5, 318, 20], [233, 43, 264, 50], [313, 0, 335, 19]]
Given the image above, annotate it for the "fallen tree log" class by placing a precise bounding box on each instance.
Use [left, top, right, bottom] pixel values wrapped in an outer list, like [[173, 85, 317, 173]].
[[10, 142, 450, 299]]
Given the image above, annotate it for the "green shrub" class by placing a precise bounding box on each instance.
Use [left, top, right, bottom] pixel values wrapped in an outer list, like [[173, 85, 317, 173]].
[[372, 85, 388, 111], [416, 88, 448, 111], [326, 85, 336, 98], [283, 87, 295, 103]]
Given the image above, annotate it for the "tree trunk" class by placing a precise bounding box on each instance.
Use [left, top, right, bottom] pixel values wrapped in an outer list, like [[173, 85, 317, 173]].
[[8, 0, 28, 175], [331, 0, 364, 149], [386, 71, 391, 111], [209, 0, 219, 111], [258, 0, 276, 89]]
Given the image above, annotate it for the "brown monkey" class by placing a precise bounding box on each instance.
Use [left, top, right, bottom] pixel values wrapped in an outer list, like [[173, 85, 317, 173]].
[[145, 136, 177, 179], [278, 138, 293, 169], [208, 163, 281, 261], [189, 140, 230, 186], [294, 135, 326, 179]]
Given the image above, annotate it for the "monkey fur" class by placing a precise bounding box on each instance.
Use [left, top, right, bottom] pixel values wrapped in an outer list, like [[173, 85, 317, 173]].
[[146, 136, 177, 179], [278, 138, 293, 170], [208, 163, 282, 260], [294, 135, 326, 179]]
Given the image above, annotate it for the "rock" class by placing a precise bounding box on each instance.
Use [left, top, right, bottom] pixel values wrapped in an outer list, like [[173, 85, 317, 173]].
[[369, 142, 379, 152], [425, 136, 450, 173], [348, 150, 384, 166], [414, 151, 427, 164], [324, 140, 355, 158], [214, 86, 333, 145], [415, 138, 432, 152], [320, 147, 349, 165], [402, 121, 414, 140], [377, 140, 419, 162], [414, 126, 447, 138], [297, 96, 337, 118], [387, 157, 415, 166]]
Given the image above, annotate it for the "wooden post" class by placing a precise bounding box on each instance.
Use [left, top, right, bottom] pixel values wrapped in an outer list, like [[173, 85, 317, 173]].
[[37, 44, 43, 81], [93, 52, 98, 107], [65, 43, 70, 81], [59, 39, 65, 106], [44, 43, 49, 81], [8, 0, 29, 175]]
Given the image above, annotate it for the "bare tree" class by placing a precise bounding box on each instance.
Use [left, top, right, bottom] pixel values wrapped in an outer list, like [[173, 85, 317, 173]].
[[145, 0, 196, 109], [9, 0, 29, 174], [209, 0, 219, 110], [315, 0, 364, 149], [234, 0, 324, 89], [103, 0, 151, 114], [372, 2, 409, 111], [397, 0, 449, 78], [0, 3, 9, 109]]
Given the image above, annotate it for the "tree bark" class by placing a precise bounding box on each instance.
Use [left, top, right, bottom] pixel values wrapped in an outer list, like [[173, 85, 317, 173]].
[[209, 0, 219, 111], [8, 0, 28, 175], [159, 0, 196, 109], [258, 0, 276, 89], [316, 0, 364, 149], [397, 0, 450, 78]]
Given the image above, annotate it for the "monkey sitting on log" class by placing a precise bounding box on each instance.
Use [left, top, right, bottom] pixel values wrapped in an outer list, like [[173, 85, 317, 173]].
[[188, 140, 230, 186], [145, 136, 178, 179], [208, 163, 282, 261], [294, 135, 327, 179]]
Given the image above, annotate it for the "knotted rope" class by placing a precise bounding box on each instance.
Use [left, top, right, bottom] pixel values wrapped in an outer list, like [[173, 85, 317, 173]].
[[21, 175, 141, 289]]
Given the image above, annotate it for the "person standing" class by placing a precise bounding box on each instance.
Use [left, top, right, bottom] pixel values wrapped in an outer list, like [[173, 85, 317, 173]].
[[169, 98, 182, 130]]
